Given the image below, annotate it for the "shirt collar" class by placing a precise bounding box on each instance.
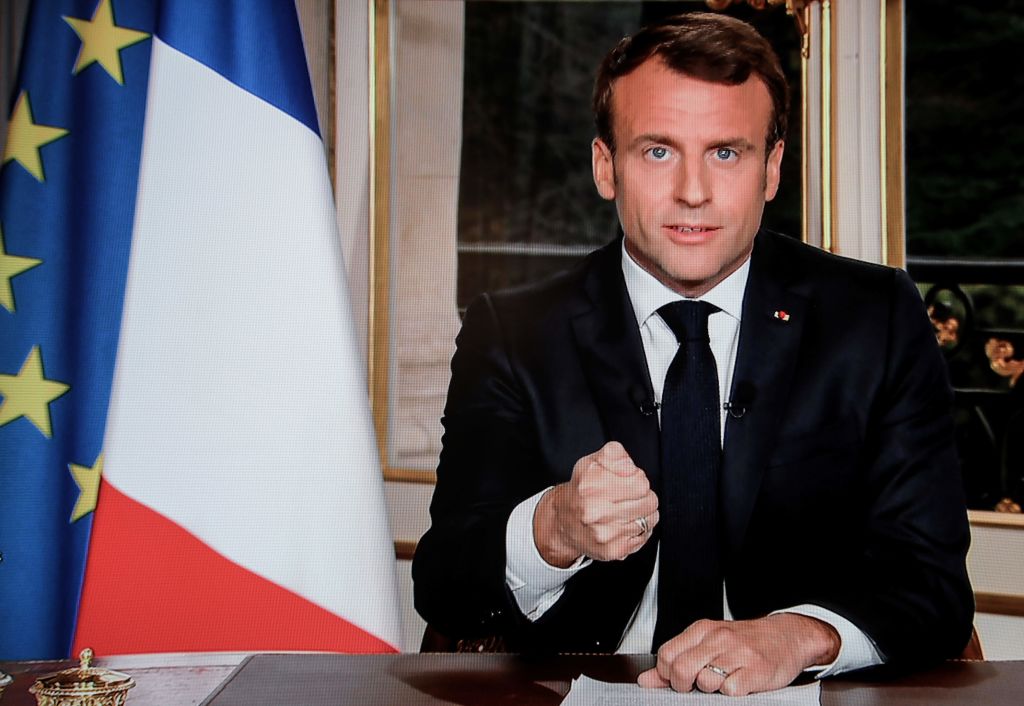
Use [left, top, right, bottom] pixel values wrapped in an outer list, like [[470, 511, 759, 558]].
[[620, 239, 750, 327]]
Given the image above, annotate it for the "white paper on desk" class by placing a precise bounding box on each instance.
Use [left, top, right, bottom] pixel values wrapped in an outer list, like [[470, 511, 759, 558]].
[[560, 676, 821, 706]]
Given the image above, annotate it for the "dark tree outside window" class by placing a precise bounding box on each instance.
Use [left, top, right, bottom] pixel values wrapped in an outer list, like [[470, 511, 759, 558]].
[[906, 0, 1024, 511]]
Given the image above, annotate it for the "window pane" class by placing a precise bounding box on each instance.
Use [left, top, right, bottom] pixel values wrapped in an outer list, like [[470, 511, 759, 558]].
[[906, 1, 1024, 512], [905, 0, 1024, 258]]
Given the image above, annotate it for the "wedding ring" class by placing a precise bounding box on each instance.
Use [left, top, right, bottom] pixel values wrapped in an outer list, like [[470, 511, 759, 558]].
[[704, 664, 730, 678], [633, 515, 649, 536]]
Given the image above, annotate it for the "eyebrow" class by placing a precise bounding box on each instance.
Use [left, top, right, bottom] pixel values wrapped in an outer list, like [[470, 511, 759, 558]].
[[711, 137, 757, 152], [628, 133, 679, 150], [628, 133, 757, 153]]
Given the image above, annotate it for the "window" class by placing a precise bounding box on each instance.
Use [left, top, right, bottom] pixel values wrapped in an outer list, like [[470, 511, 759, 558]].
[[905, 0, 1024, 512]]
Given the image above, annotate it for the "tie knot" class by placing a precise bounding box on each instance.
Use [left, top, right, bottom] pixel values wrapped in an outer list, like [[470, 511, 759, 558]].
[[657, 300, 718, 342]]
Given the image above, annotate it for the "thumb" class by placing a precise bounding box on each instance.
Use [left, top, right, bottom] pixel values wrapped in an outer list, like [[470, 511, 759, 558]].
[[638, 667, 671, 689], [599, 441, 638, 476]]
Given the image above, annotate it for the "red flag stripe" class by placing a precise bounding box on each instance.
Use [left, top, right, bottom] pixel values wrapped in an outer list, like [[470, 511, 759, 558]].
[[74, 480, 397, 654]]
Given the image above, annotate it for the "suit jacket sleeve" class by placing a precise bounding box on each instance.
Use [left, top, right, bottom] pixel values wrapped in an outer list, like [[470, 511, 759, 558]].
[[816, 268, 974, 666], [411, 292, 541, 641]]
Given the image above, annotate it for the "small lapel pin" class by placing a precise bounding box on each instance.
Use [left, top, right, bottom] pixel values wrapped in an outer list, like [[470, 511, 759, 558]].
[[773, 310, 791, 322]]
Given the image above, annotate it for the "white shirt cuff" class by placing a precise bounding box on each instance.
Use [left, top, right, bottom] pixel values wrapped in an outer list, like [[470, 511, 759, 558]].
[[773, 604, 885, 678], [505, 487, 592, 621]]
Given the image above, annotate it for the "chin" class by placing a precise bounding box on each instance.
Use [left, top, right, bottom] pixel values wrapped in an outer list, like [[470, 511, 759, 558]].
[[661, 261, 719, 285], [653, 267, 716, 295]]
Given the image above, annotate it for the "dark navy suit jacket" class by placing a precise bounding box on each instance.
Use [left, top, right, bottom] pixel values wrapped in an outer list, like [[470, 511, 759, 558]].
[[412, 231, 973, 666]]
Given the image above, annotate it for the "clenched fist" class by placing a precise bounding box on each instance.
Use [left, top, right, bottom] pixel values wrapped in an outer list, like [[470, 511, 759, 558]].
[[534, 441, 659, 567]]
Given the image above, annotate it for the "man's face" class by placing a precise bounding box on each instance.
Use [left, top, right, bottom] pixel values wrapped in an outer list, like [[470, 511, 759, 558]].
[[592, 59, 784, 297]]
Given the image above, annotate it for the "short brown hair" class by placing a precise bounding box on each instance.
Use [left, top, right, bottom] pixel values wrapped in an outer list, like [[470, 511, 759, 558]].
[[593, 12, 789, 156]]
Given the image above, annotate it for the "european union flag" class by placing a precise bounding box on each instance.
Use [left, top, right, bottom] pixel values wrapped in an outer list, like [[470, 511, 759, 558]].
[[1, 0, 156, 659]]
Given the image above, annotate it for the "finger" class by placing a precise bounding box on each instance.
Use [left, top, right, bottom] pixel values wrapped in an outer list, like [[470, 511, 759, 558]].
[[625, 513, 659, 554], [621, 534, 648, 557], [655, 622, 720, 688], [608, 474, 653, 503], [574, 460, 641, 503], [655, 635, 691, 683], [637, 667, 670, 688], [596, 538, 640, 562], [667, 650, 711, 693], [607, 523, 654, 560], [583, 466, 650, 504], [672, 653, 741, 695], [577, 488, 648, 526], [600, 455, 639, 477], [694, 664, 728, 693], [645, 508, 660, 531], [672, 639, 735, 689], [611, 494, 659, 521], [719, 667, 754, 697], [655, 620, 716, 673], [622, 523, 652, 549], [624, 513, 658, 556], [619, 507, 660, 540]]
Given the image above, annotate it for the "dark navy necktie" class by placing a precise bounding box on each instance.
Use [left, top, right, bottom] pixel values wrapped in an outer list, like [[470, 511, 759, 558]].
[[652, 300, 724, 651]]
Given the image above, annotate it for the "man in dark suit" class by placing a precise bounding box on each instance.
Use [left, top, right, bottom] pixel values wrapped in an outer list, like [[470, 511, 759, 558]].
[[412, 12, 973, 696]]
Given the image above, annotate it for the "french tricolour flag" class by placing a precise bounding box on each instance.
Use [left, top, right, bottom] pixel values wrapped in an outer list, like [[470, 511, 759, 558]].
[[1, 0, 400, 658]]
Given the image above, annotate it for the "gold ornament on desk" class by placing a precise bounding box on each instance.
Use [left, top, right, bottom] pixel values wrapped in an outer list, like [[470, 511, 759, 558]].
[[29, 648, 136, 706]]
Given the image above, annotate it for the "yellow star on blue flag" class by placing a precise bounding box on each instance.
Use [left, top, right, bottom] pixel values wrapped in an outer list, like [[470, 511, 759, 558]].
[[2, 92, 69, 183], [64, 0, 151, 85], [0, 346, 71, 438], [69, 455, 104, 522], [0, 223, 42, 313]]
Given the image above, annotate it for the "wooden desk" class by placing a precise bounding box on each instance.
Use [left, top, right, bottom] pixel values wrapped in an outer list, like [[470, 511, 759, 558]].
[[1, 653, 1021, 705], [0, 652, 243, 706]]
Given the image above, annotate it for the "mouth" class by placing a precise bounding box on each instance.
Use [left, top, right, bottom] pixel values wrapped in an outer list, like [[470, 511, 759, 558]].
[[666, 225, 717, 233], [663, 224, 720, 241]]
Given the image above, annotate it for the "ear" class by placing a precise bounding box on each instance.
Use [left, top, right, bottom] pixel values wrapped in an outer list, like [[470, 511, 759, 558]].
[[764, 140, 784, 202], [592, 138, 616, 201]]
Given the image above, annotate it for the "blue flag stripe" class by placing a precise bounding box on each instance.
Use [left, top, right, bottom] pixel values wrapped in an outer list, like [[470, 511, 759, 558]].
[[156, 0, 320, 136]]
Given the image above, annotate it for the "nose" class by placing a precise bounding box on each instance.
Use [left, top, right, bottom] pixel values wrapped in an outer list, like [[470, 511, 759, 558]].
[[673, 157, 710, 208]]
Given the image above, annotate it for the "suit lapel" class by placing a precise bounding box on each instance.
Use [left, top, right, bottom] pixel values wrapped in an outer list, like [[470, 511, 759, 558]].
[[570, 242, 662, 486], [721, 233, 809, 557]]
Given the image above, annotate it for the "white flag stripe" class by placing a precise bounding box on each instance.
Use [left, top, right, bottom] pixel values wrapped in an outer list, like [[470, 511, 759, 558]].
[[101, 38, 400, 646]]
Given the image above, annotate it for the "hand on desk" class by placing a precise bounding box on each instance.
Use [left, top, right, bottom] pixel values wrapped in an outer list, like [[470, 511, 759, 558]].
[[534, 441, 658, 567], [638, 614, 841, 696]]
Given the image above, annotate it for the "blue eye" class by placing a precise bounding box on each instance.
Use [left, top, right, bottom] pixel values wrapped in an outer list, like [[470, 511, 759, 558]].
[[714, 147, 737, 161], [647, 146, 670, 161]]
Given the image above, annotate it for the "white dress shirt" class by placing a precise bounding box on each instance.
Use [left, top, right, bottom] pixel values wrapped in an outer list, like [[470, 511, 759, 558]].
[[504, 242, 883, 676]]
